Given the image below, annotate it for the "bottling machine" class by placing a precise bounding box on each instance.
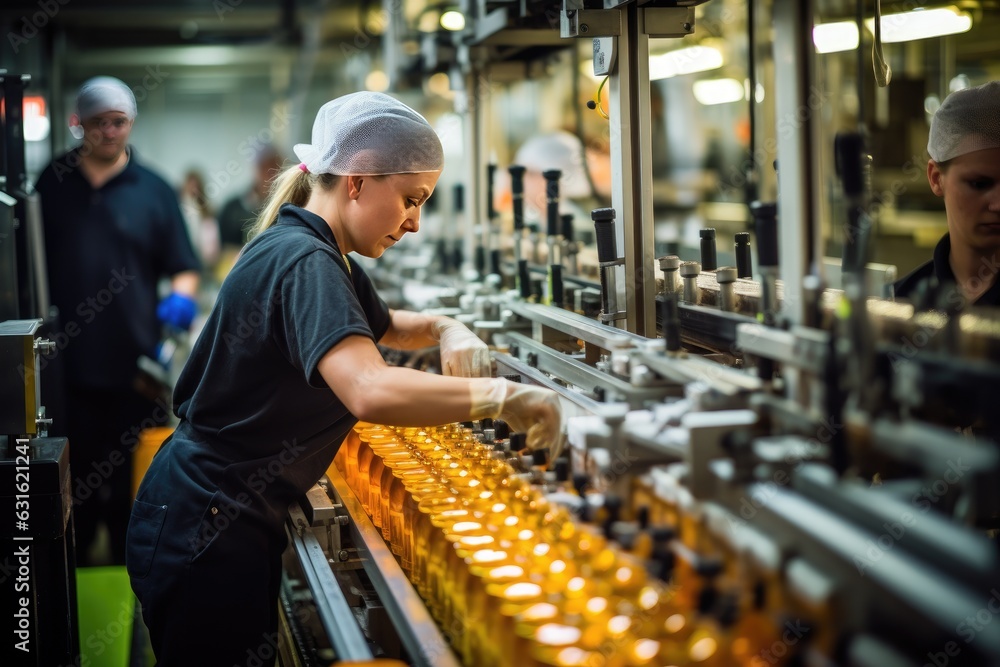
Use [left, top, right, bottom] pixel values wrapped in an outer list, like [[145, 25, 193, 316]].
[[277, 1, 1000, 666]]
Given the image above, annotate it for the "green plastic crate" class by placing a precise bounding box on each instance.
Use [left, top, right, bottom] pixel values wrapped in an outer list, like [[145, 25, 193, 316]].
[[76, 566, 135, 667]]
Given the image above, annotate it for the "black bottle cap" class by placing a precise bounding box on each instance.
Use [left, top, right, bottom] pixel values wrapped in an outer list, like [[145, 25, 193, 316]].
[[611, 521, 639, 550], [650, 526, 676, 544], [572, 473, 590, 496], [699, 228, 716, 239], [653, 549, 676, 581], [480, 417, 494, 430], [717, 593, 740, 628], [554, 458, 570, 482], [531, 448, 549, 467], [696, 556, 724, 578], [494, 420, 510, 440], [509, 433, 527, 452], [697, 583, 719, 616], [753, 580, 766, 610], [635, 505, 650, 530]]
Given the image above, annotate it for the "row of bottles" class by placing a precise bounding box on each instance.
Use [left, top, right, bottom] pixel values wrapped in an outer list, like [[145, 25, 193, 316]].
[[330, 421, 796, 667]]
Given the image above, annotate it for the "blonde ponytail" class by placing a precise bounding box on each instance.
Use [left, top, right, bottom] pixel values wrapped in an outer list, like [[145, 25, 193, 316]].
[[247, 165, 313, 240]]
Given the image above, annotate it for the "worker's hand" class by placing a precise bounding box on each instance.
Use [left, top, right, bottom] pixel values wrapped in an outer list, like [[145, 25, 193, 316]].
[[156, 292, 198, 331], [432, 318, 491, 377], [470, 378, 564, 458]]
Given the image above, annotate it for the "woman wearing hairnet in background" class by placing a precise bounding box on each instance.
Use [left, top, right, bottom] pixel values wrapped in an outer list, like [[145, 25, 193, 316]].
[[126, 91, 563, 664], [895, 80, 1000, 306]]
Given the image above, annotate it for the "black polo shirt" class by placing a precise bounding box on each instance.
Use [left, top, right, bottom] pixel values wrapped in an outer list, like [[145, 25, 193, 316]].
[[894, 234, 1000, 308], [36, 147, 200, 388], [169, 204, 390, 516]]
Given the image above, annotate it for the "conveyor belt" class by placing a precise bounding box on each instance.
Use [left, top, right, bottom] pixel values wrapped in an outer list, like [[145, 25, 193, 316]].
[[326, 469, 462, 667]]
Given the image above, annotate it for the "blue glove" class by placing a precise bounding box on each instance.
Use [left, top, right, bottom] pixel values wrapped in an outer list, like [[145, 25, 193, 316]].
[[157, 292, 198, 331]]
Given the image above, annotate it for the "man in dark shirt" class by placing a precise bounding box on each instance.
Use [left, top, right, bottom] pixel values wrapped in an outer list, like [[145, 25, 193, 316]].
[[216, 144, 284, 250], [895, 81, 1000, 309], [35, 76, 200, 565]]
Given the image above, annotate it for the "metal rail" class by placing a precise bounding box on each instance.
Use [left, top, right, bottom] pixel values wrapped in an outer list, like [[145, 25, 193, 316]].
[[507, 300, 649, 349], [504, 330, 672, 408], [325, 469, 462, 667], [286, 504, 373, 661]]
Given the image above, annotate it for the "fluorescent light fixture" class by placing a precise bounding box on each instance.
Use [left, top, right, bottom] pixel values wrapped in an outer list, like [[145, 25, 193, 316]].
[[693, 78, 746, 106], [176, 46, 239, 66], [649, 46, 723, 80], [25, 115, 50, 142], [864, 6, 972, 43], [440, 10, 465, 31], [427, 72, 454, 98], [365, 70, 389, 92], [813, 21, 860, 53]]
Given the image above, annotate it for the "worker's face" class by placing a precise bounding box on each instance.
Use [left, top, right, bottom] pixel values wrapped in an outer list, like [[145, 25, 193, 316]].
[[80, 111, 132, 162], [928, 147, 1000, 256], [345, 170, 441, 258]]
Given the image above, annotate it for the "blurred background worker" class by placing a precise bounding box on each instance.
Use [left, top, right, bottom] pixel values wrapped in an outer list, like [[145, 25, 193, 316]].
[[894, 80, 1000, 307], [216, 143, 285, 254], [513, 130, 599, 245], [178, 168, 220, 275], [34, 76, 201, 566]]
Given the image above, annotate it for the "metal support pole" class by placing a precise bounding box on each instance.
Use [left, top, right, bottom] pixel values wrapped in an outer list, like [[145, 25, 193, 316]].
[[773, 0, 823, 327], [608, 5, 656, 337]]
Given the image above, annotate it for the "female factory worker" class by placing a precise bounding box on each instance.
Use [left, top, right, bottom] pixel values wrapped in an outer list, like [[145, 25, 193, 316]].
[[126, 91, 563, 664], [895, 80, 1000, 306]]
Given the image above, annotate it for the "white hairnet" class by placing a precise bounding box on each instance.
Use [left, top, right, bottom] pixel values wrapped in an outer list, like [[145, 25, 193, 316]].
[[514, 131, 591, 199], [70, 76, 137, 140], [928, 80, 1000, 163], [294, 92, 443, 176]]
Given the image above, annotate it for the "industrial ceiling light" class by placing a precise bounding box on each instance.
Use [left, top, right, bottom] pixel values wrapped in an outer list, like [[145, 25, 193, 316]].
[[365, 70, 390, 92], [813, 21, 860, 54], [649, 46, 723, 81], [864, 6, 972, 43], [693, 78, 746, 105], [439, 10, 465, 31]]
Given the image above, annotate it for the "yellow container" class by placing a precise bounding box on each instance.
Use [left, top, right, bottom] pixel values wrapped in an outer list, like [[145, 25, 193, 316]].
[[131, 427, 173, 499]]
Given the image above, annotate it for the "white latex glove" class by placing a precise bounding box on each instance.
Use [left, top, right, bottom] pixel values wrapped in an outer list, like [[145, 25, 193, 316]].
[[433, 318, 492, 378], [470, 378, 564, 459]]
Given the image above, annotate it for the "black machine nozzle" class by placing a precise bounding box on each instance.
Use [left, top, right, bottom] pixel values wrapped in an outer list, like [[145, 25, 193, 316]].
[[735, 232, 753, 279], [549, 264, 564, 308], [659, 292, 681, 352], [749, 202, 778, 268], [592, 208, 617, 263], [699, 228, 718, 271], [518, 260, 531, 299], [561, 213, 575, 243], [487, 163, 497, 221], [543, 170, 562, 237], [509, 165, 526, 232]]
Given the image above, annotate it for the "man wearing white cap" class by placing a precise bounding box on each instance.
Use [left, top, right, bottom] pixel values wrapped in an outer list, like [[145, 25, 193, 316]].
[[895, 81, 1000, 307], [35, 76, 201, 566]]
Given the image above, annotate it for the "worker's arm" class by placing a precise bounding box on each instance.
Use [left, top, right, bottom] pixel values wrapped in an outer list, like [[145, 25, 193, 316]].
[[317, 334, 562, 455], [319, 334, 481, 425], [379, 309, 491, 377], [156, 270, 201, 331], [378, 309, 446, 350]]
